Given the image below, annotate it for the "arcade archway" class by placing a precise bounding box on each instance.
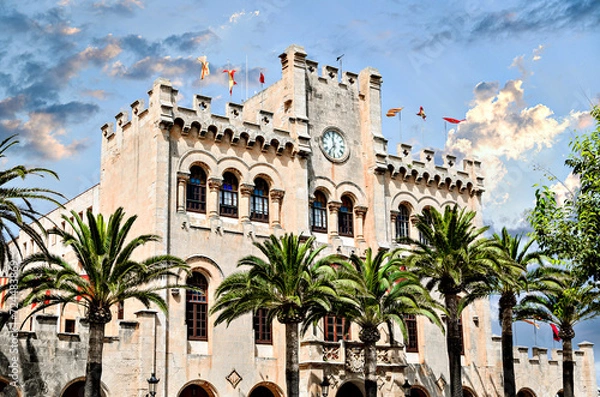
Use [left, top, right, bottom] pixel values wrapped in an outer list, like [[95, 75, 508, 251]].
[[517, 388, 537, 397], [61, 379, 107, 397], [177, 380, 218, 397], [335, 381, 364, 397]]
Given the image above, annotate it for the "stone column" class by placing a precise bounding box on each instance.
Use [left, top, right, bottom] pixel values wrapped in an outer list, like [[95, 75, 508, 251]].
[[390, 210, 399, 241], [328, 201, 341, 237], [354, 206, 368, 240], [269, 189, 285, 228], [239, 183, 254, 223], [207, 177, 222, 218], [176, 172, 189, 213]]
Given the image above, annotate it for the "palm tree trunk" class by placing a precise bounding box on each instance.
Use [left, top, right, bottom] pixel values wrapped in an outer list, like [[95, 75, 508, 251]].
[[500, 294, 516, 397], [445, 293, 463, 397], [84, 320, 105, 397], [562, 335, 574, 397], [285, 322, 300, 397], [364, 341, 378, 397]]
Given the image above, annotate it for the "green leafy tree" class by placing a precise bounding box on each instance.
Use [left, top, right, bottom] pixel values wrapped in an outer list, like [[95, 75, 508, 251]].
[[515, 272, 600, 397], [330, 248, 442, 397], [0, 134, 64, 268], [470, 228, 563, 397], [210, 233, 339, 397], [529, 106, 600, 280], [2, 208, 189, 397], [403, 205, 500, 397]]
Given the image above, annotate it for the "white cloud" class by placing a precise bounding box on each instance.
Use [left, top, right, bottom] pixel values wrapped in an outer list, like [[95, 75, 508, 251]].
[[446, 79, 583, 197], [226, 10, 260, 25], [550, 172, 580, 205]]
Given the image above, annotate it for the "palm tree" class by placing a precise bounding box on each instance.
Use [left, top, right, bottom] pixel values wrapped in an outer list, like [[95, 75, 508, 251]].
[[515, 271, 600, 397], [331, 248, 442, 397], [0, 134, 63, 268], [3, 208, 190, 397], [470, 228, 562, 397], [211, 233, 339, 397], [403, 205, 500, 397]]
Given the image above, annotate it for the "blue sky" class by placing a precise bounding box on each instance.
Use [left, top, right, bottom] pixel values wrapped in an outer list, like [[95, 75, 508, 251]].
[[2, 0, 599, 385]]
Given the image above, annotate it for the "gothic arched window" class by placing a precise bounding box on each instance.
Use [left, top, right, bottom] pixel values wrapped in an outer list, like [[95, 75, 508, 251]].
[[220, 172, 239, 217], [251, 178, 269, 222], [186, 272, 208, 340], [311, 191, 328, 233], [187, 166, 207, 213], [396, 204, 410, 241], [338, 195, 354, 237]]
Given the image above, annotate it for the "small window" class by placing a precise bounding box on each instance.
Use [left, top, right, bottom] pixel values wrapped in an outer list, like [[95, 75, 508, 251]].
[[338, 195, 354, 237], [187, 166, 207, 213], [311, 191, 328, 233], [253, 308, 272, 344], [220, 172, 239, 218], [251, 178, 269, 223], [64, 319, 76, 333], [324, 315, 350, 342], [404, 314, 418, 352], [395, 204, 410, 241], [186, 273, 208, 341]]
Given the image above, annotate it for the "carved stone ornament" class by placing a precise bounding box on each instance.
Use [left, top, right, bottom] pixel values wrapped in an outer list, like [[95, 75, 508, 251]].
[[226, 369, 243, 389]]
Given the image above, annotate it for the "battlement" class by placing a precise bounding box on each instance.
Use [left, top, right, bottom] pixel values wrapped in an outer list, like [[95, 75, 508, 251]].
[[386, 143, 485, 196], [101, 78, 303, 157]]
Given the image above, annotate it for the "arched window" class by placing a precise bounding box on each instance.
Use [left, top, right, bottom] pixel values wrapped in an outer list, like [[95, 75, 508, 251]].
[[324, 315, 350, 342], [338, 195, 354, 237], [187, 166, 207, 213], [251, 178, 269, 222], [220, 172, 239, 217], [186, 273, 208, 341], [404, 314, 418, 352], [311, 191, 327, 233], [419, 208, 432, 245], [396, 204, 410, 240]]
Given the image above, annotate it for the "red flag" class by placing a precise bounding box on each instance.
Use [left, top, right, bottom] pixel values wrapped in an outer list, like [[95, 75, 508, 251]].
[[44, 290, 50, 305], [259, 71, 265, 84], [416, 106, 426, 120], [223, 69, 237, 95], [550, 323, 561, 341], [442, 117, 465, 124]]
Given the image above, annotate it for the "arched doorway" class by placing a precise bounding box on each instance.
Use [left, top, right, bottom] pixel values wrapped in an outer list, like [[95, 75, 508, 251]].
[[61, 380, 107, 397], [463, 388, 476, 397], [179, 384, 211, 397], [409, 387, 429, 397], [249, 385, 275, 397], [335, 382, 363, 397], [517, 388, 537, 397]]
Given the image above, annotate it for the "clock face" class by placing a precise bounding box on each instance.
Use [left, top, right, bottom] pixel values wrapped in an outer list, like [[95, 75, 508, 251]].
[[321, 130, 347, 160]]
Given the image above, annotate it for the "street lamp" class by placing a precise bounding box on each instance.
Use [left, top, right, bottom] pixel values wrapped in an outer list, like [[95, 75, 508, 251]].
[[402, 379, 411, 397], [147, 372, 160, 397], [321, 376, 330, 397]]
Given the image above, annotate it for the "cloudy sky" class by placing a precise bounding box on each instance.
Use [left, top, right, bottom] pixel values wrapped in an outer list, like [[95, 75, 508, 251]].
[[2, 0, 599, 386]]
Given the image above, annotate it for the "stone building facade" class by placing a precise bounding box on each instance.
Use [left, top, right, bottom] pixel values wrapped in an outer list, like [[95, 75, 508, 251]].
[[0, 44, 596, 397]]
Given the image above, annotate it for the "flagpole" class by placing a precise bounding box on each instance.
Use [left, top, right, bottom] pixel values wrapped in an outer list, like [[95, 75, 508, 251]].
[[398, 111, 402, 142]]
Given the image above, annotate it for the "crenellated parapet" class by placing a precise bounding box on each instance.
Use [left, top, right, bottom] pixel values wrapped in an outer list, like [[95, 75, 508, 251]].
[[386, 143, 485, 197], [101, 78, 302, 157]]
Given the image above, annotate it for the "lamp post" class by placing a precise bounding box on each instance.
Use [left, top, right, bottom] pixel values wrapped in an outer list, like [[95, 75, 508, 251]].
[[147, 373, 160, 397], [321, 376, 330, 397], [402, 379, 411, 397]]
